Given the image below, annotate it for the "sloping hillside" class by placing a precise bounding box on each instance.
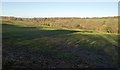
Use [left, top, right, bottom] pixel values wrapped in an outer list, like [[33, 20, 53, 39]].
[[2, 22, 119, 69]]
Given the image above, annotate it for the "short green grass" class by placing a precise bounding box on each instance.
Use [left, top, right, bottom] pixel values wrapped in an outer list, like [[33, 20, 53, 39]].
[[2, 22, 119, 68]]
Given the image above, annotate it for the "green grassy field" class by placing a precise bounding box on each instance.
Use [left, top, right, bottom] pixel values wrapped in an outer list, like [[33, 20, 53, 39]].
[[2, 22, 119, 68]]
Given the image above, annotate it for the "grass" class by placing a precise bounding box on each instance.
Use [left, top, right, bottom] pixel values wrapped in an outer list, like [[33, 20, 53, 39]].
[[2, 22, 119, 68]]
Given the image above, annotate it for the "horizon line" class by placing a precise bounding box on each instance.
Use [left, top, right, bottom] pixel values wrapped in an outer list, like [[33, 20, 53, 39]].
[[1, 15, 119, 18]]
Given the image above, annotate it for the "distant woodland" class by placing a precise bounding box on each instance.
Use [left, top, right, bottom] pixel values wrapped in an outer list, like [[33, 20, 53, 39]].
[[1, 16, 119, 33]]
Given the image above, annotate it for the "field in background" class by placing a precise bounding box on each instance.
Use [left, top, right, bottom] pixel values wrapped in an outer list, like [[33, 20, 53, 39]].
[[2, 16, 118, 33], [2, 16, 120, 68]]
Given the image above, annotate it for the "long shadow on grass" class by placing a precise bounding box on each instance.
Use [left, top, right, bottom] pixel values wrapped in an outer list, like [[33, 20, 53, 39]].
[[2, 24, 94, 39], [2, 23, 119, 68]]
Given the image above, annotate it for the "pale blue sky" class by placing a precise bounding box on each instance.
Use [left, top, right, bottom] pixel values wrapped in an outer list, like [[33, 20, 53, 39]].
[[2, 2, 118, 18], [1, 0, 119, 2]]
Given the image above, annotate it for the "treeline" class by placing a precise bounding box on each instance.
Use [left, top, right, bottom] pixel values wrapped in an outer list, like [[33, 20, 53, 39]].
[[1, 16, 119, 33]]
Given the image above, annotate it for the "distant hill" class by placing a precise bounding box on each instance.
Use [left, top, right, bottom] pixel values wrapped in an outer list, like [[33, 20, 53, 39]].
[[1, 16, 119, 33]]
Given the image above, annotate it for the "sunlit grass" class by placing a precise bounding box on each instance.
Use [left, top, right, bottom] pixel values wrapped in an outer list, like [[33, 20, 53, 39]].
[[2, 22, 119, 68]]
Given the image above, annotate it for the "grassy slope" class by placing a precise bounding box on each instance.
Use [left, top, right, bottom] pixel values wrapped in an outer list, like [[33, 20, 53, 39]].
[[2, 22, 119, 68]]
